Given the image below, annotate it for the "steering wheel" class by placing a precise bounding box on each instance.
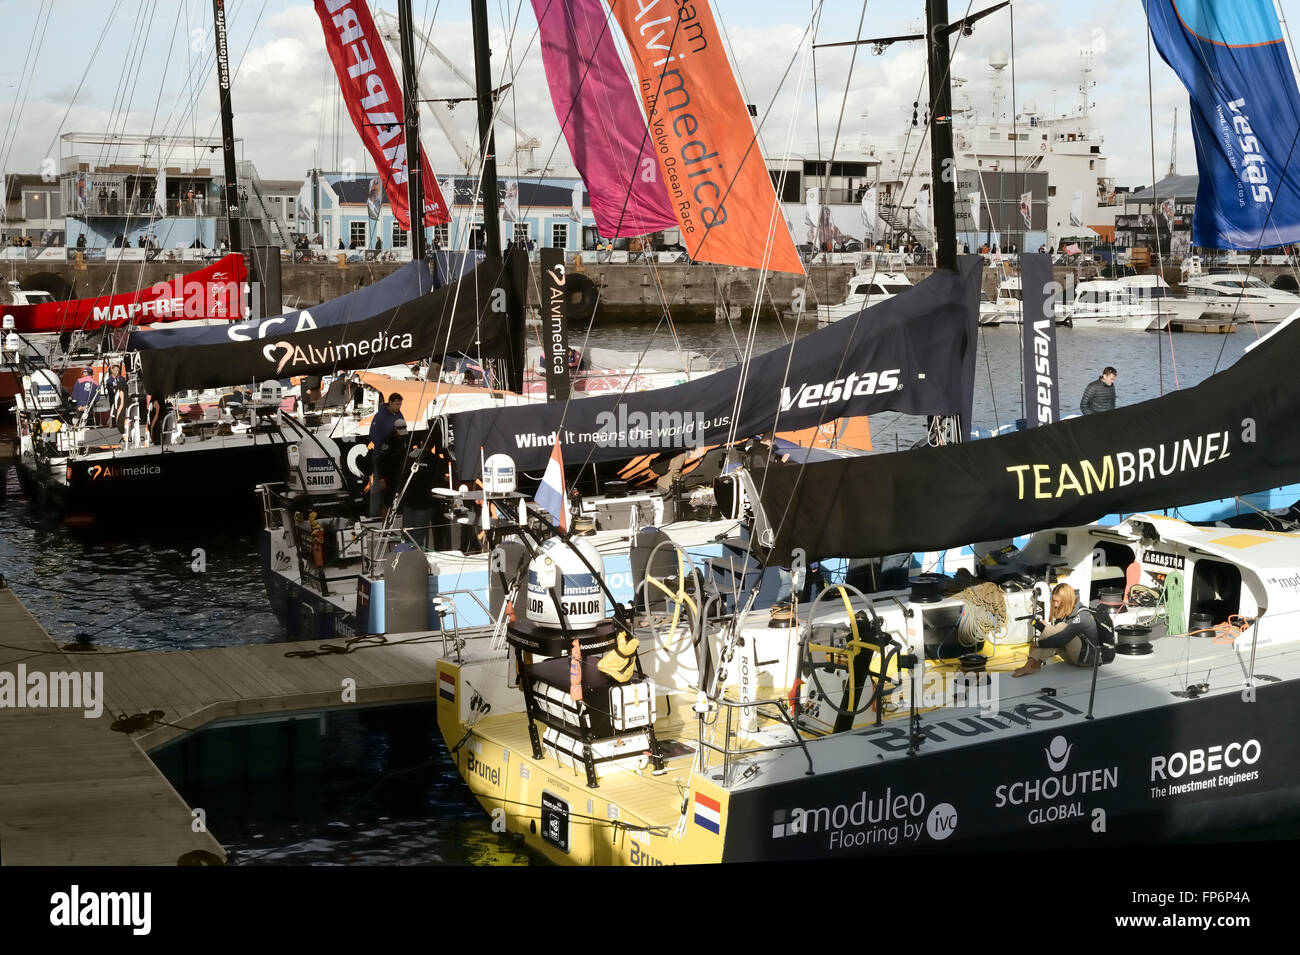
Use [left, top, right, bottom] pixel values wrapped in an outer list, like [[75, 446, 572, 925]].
[[798, 584, 898, 719]]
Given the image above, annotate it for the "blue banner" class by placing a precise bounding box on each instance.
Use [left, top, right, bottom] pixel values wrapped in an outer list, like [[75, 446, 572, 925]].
[[1146, 0, 1300, 249], [127, 253, 478, 350]]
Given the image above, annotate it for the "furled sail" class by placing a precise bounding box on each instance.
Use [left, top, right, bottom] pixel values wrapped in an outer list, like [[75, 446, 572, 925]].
[[756, 318, 1300, 561], [449, 258, 981, 477], [605, 0, 804, 274], [3, 254, 247, 334], [1145, 0, 1300, 248], [139, 254, 520, 396], [532, 0, 678, 237], [127, 254, 472, 350], [314, 0, 449, 229]]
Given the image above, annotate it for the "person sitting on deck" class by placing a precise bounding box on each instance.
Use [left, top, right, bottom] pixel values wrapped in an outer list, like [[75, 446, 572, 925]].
[[1013, 583, 1099, 677]]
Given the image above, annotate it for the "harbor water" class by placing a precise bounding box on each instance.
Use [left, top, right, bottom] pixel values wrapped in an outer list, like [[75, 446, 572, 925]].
[[0, 323, 1267, 864]]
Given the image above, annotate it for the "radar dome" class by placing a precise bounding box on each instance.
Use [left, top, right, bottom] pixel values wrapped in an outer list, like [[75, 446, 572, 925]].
[[989, 51, 1009, 70], [527, 536, 606, 630]]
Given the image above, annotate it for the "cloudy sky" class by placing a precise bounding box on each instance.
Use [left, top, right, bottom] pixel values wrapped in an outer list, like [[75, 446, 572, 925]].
[[0, 0, 1292, 190]]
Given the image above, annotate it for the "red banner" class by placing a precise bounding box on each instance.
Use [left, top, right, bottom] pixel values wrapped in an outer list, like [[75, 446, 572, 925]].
[[606, 0, 803, 274], [3, 254, 249, 334], [314, 0, 449, 229]]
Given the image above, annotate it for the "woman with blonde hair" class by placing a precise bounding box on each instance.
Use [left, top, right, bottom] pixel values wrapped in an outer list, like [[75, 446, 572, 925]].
[[1013, 582, 1100, 677]]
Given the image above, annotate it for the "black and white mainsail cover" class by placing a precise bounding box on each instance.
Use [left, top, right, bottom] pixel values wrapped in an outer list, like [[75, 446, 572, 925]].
[[139, 254, 523, 396], [449, 258, 982, 477], [756, 319, 1300, 561]]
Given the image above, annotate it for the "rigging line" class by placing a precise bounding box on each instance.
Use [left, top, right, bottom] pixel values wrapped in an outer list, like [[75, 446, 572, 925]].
[[822, 0, 870, 223], [1156, 1, 1297, 349], [1011, 1, 1025, 421], [881, 0, 982, 245], [893, 0, 978, 221], [1144, 20, 1187, 394], [741, 4, 985, 599], [0, 0, 53, 180], [473, 6, 707, 443], [96, 0, 149, 170], [110, 0, 167, 299], [1146, 24, 1169, 396], [509, 0, 643, 240], [727, 24, 820, 462], [39, 0, 126, 163], [716, 3, 825, 447]]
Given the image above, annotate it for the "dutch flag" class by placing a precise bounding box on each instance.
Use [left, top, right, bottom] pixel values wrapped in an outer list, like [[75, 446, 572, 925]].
[[693, 792, 721, 834], [535, 436, 567, 532]]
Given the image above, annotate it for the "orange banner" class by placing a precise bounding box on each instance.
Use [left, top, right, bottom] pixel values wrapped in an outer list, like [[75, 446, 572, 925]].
[[607, 0, 803, 274]]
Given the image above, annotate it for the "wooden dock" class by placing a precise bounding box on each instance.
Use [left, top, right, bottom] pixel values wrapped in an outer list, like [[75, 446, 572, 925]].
[[0, 586, 444, 865]]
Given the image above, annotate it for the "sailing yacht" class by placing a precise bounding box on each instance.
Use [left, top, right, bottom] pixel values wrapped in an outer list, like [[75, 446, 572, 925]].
[[424, 0, 1300, 863]]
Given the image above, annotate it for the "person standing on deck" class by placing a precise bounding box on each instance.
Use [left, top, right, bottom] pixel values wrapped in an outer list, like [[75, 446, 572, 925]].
[[367, 393, 405, 517], [1080, 366, 1118, 414]]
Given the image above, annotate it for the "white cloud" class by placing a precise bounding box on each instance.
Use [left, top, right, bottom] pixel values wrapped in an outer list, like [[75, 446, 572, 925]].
[[0, 0, 1290, 196]]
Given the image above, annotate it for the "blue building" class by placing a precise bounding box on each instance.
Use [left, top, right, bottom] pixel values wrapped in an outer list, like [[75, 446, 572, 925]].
[[308, 172, 601, 254]]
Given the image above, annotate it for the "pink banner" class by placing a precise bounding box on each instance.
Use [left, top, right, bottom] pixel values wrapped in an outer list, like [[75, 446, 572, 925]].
[[315, 0, 449, 229], [532, 0, 677, 237]]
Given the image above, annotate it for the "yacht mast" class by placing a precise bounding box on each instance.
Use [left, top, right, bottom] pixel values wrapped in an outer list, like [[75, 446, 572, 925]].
[[397, 0, 427, 260], [211, 0, 241, 255], [926, 0, 958, 273], [471, 0, 503, 259]]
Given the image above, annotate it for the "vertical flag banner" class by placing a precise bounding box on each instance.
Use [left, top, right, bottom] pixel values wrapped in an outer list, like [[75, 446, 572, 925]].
[[570, 183, 584, 223], [1019, 191, 1033, 229], [298, 175, 314, 222], [861, 187, 878, 241], [540, 247, 571, 401], [804, 186, 821, 244], [1069, 190, 1084, 228], [314, 0, 449, 229], [968, 191, 981, 231], [1020, 253, 1059, 428], [607, 0, 804, 274], [1145, 0, 1300, 248], [154, 167, 167, 217], [504, 179, 520, 222]]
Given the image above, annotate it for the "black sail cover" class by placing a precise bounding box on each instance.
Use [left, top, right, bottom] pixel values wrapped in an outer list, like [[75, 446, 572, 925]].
[[139, 256, 517, 396], [756, 319, 1300, 562], [450, 258, 983, 478]]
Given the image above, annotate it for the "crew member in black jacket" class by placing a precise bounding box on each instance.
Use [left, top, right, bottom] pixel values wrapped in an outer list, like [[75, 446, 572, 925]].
[[1014, 583, 1099, 676], [1079, 366, 1117, 414]]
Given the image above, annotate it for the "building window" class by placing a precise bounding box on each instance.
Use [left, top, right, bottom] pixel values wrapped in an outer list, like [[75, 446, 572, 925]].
[[1048, 185, 1057, 197], [513, 222, 530, 244], [551, 222, 568, 249], [433, 223, 449, 247], [350, 221, 367, 248], [391, 221, 408, 248]]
